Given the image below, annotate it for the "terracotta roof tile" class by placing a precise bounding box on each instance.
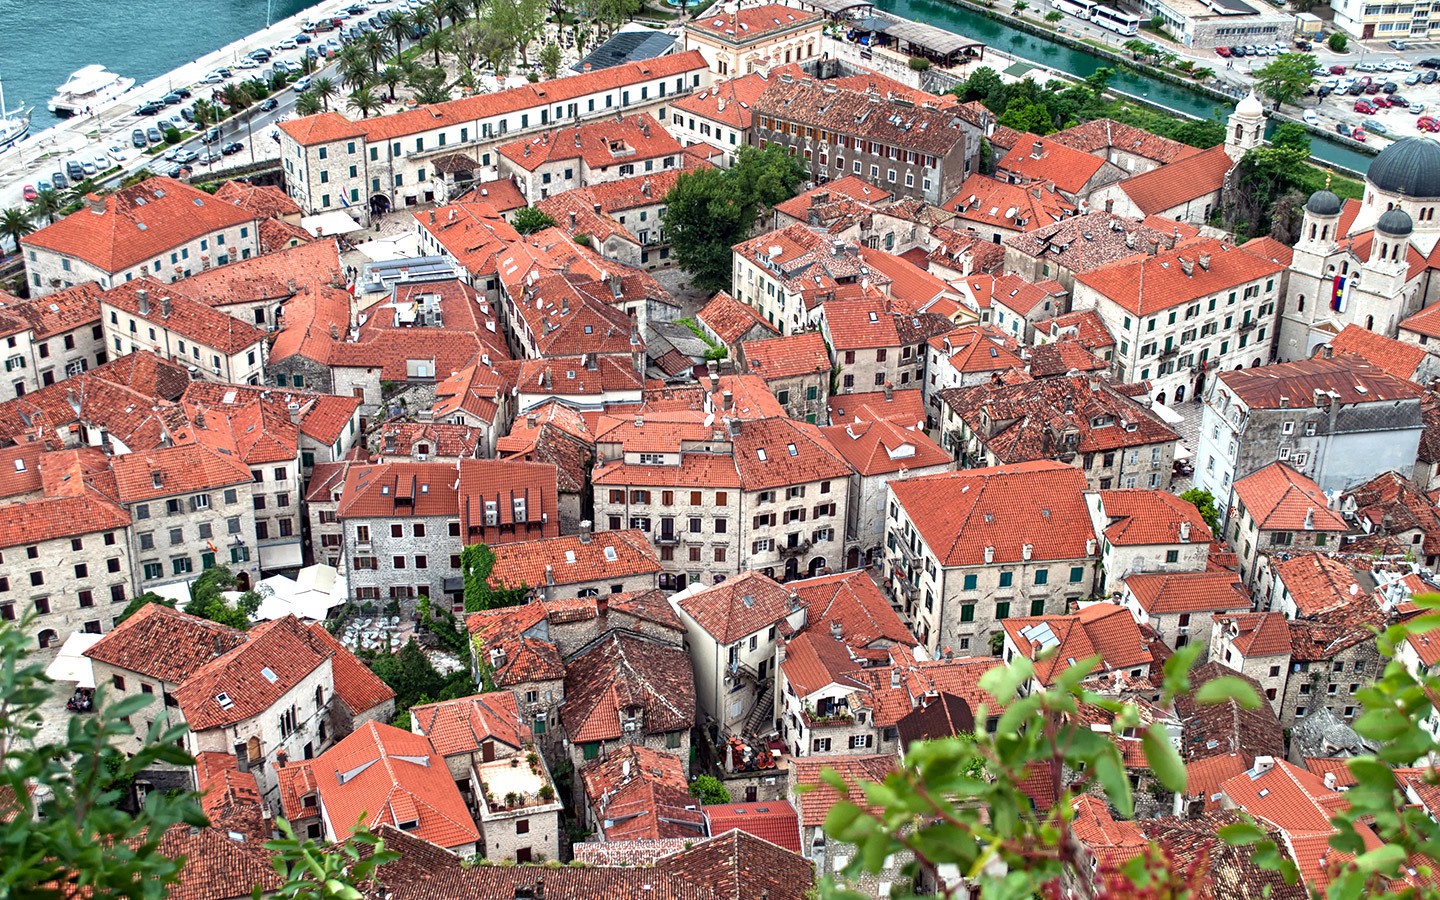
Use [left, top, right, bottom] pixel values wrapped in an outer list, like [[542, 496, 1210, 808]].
[[561, 633, 695, 742], [303, 622, 395, 715], [1075, 237, 1286, 316], [466, 603, 564, 686], [754, 78, 970, 158], [677, 571, 795, 644], [1344, 470, 1440, 558], [178, 238, 341, 308], [779, 629, 866, 697], [84, 603, 246, 684], [1134, 812, 1309, 900], [928, 325, 1026, 373], [1233, 463, 1347, 532], [1274, 554, 1368, 617], [999, 135, 1114, 196], [1008, 213, 1197, 279], [740, 331, 829, 380], [0, 493, 129, 550], [1110, 145, 1233, 215], [1095, 489, 1213, 545], [336, 460, 460, 519], [21, 178, 260, 274], [665, 827, 813, 899], [1125, 571, 1249, 615], [792, 570, 915, 651], [194, 750, 268, 840], [943, 174, 1075, 233], [790, 754, 895, 827], [687, 4, 819, 41], [1033, 308, 1117, 350], [772, 175, 891, 223], [730, 416, 852, 490], [174, 616, 331, 731], [411, 691, 531, 757], [819, 416, 951, 476], [1002, 603, 1150, 685], [856, 247, 955, 313], [487, 529, 660, 591], [109, 443, 255, 503], [672, 72, 770, 130], [1183, 753, 1251, 810], [1329, 323, 1429, 381], [213, 179, 303, 219], [1214, 611, 1292, 657], [827, 388, 926, 431], [697, 290, 778, 345], [156, 824, 282, 900], [1222, 353, 1424, 407], [416, 200, 523, 278], [277, 110, 367, 145], [1401, 297, 1440, 339], [580, 742, 686, 800], [1175, 663, 1283, 764], [1049, 118, 1202, 165], [1302, 756, 1359, 788], [102, 277, 268, 355], [499, 114, 680, 173], [0, 282, 103, 339]]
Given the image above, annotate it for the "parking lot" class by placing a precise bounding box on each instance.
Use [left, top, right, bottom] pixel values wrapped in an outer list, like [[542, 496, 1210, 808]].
[[1294, 53, 1440, 146]]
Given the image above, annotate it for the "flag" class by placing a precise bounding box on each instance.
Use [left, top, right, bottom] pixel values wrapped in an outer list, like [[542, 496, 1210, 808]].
[[1331, 274, 1347, 313]]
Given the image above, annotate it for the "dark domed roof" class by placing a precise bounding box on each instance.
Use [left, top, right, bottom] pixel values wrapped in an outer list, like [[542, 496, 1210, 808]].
[[1306, 189, 1342, 216], [1378, 207, 1414, 236], [1367, 137, 1440, 198]]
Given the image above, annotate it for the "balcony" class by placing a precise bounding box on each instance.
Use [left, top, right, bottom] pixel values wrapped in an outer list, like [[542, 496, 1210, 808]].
[[655, 531, 680, 546], [1238, 319, 1257, 333], [780, 540, 813, 557]]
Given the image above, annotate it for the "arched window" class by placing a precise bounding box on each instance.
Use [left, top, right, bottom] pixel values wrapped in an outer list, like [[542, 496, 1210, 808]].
[[1297, 296, 1305, 312], [1310, 224, 1317, 240], [315, 685, 325, 709], [1367, 315, 1375, 330], [246, 736, 262, 763], [37, 629, 57, 649]]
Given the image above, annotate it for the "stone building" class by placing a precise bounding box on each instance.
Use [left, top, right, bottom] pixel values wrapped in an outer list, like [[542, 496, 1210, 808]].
[[681, 3, 822, 76], [99, 280, 269, 386], [1120, 571, 1251, 657], [1228, 462, 1348, 587], [0, 283, 107, 401], [1085, 489, 1213, 594], [738, 332, 831, 423], [1211, 611, 1292, 713], [497, 114, 684, 204]]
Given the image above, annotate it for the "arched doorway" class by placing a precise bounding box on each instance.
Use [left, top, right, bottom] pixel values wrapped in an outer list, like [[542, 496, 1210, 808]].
[[808, 557, 826, 577], [37, 629, 57, 649], [846, 547, 861, 570], [236, 571, 251, 591], [1252, 357, 1262, 367], [369, 193, 392, 217], [1174, 385, 1186, 404], [783, 557, 799, 581], [1156, 392, 1167, 406]]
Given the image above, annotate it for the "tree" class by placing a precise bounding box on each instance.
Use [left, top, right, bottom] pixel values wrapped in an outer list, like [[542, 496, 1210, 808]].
[[908, 56, 931, 71], [360, 29, 389, 73], [1253, 52, 1316, 110], [1044, 10, 1063, 22], [0, 207, 34, 253], [665, 144, 805, 293], [183, 565, 251, 629], [1012, 0, 1028, 13], [379, 64, 406, 101], [486, 0, 546, 65], [0, 618, 206, 898], [689, 775, 732, 805], [348, 86, 382, 118], [312, 76, 339, 111], [419, 27, 449, 68], [263, 819, 397, 900], [539, 42, 562, 79], [1191, 66, 1215, 83], [1178, 488, 1219, 533], [115, 593, 175, 625], [29, 188, 63, 225], [384, 10, 414, 60], [513, 206, 557, 234], [1270, 120, 1312, 155], [295, 90, 324, 117], [1328, 31, 1348, 52], [997, 96, 1054, 134]]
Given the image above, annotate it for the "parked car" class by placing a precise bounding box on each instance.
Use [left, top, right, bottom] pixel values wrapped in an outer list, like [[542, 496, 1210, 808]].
[[1354, 99, 1376, 113], [1391, 94, 1409, 106], [1424, 69, 1438, 83], [65, 160, 84, 181], [238, 58, 260, 69], [80, 161, 97, 176], [1372, 95, 1391, 108], [1303, 108, 1320, 124], [22, 185, 37, 202], [180, 106, 195, 122], [1421, 57, 1440, 68], [136, 99, 165, 115], [51, 171, 68, 190], [1364, 120, 1389, 134], [1395, 59, 1414, 70], [1383, 81, 1400, 93], [222, 141, 244, 155], [259, 97, 279, 111], [1352, 128, 1367, 142], [161, 91, 183, 105], [293, 76, 313, 92], [200, 72, 225, 84], [1330, 64, 1347, 74], [132, 128, 148, 147], [1364, 82, 1380, 94], [174, 148, 199, 164], [1412, 102, 1427, 114], [295, 32, 313, 43], [175, 87, 192, 98], [1418, 115, 1440, 132], [279, 38, 298, 49], [1317, 85, 1333, 98], [146, 126, 164, 143], [107, 145, 126, 162], [1388, 39, 1408, 49], [250, 47, 272, 61], [1406, 71, 1422, 84], [202, 126, 222, 144]]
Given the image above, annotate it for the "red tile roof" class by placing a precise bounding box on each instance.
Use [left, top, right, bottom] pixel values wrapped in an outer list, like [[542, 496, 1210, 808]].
[[1049, 118, 1202, 166], [856, 247, 955, 313], [22, 178, 260, 274], [0, 493, 129, 550], [890, 460, 1094, 566], [790, 755, 895, 827], [772, 175, 891, 225], [336, 460, 460, 519], [303, 622, 395, 715], [1002, 603, 1151, 685], [1219, 353, 1424, 408], [1110, 144, 1233, 215], [730, 416, 852, 490], [279, 721, 479, 849], [487, 529, 661, 591], [740, 331, 829, 380], [827, 388, 926, 431], [999, 136, 1113, 196], [455, 458, 562, 540], [1344, 470, 1440, 559], [929, 325, 1026, 373], [943, 174, 1075, 233], [1274, 553, 1367, 617], [178, 238, 341, 309], [791, 570, 915, 651], [561, 633, 695, 742], [213, 179, 303, 219], [174, 616, 330, 731], [1214, 611, 1292, 657], [410, 691, 532, 757], [102, 277, 269, 354], [580, 742, 686, 800], [84, 602, 246, 684], [1329, 323, 1429, 381], [697, 290, 778, 345], [677, 572, 795, 644], [466, 603, 564, 686], [416, 200, 523, 278], [664, 828, 813, 900], [156, 823, 282, 900], [1134, 813, 1309, 900], [819, 416, 952, 476], [1175, 663, 1284, 765], [671, 72, 770, 130], [1303, 756, 1359, 789], [687, 3, 819, 41], [194, 751, 268, 841], [1095, 489, 1212, 545], [277, 110, 368, 146], [1401, 298, 1440, 340], [0, 282, 103, 339], [1033, 308, 1117, 351], [780, 629, 866, 697], [1125, 571, 1250, 615], [498, 114, 681, 172], [1075, 237, 1285, 316], [1220, 758, 1347, 838], [109, 443, 254, 503], [1183, 753, 1250, 810], [700, 802, 802, 853], [1233, 463, 1347, 532]]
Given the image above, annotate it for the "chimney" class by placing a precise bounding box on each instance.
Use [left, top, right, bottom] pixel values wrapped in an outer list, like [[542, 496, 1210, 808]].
[[275, 748, 288, 769], [830, 621, 843, 640], [722, 390, 734, 410], [1022, 543, 1033, 561], [1304, 508, 1315, 530], [1031, 140, 1043, 159], [596, 592, 608, 618], [429, 210, 437, 224], [1179, 521, 1191, 542], [883, 381, 893, 401], [579, 519, 593, 543], [86, 193, 105, 214], [1198, 253, 1211, 271], [1322, 345, 1334, 360], [330, 323, 340, 340], [1252, 756, 1276, 776], [568, 210, 577, 229], [984, 545, 995, 563], [1086, 537, 1097, 556], [136, 289, 150, 316], [890, 668, 901, 688], [527, 414, 538, 429], [160, 296, 172, 319]]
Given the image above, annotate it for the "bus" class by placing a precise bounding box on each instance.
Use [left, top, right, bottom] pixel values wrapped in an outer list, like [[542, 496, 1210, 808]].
[[1050, 0, 1096, 18], [1090, 4, 1141, 34]]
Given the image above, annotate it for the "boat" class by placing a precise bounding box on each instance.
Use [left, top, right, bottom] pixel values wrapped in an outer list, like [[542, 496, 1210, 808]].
[[48, 65, 135, 117], [0, 76, 30, 153]]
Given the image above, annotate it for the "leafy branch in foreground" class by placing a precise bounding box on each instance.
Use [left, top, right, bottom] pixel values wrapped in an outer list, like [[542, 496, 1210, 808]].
[[261, 817, 399, 900]]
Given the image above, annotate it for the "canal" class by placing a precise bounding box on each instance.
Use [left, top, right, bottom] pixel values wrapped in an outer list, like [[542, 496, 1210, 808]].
[[873, 0, 1377, 174]]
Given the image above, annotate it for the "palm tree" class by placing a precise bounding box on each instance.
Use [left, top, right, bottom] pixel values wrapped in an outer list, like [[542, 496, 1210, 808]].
[[348, 86, 382, 118], [423, 0, 449, 28], [312, 76, 339, 111], [30, 189, 63, 225], [193, 98, 217, 127], [441, 0, 469, 28], [385, 11, 413, 61], [420, 27, 449, 68], [1192, 66, 1215, 83], [338, 46, 373, 90], [0, 208, 34, 253], [220, 82, 248, 113], [380, 64, 406, 101], [295, 91, 324, 117], [360, 30, 388, 73]]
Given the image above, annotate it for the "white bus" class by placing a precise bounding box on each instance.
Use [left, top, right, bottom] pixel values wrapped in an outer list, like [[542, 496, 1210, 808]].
[[1051, 0, 1096, 17], [1090, 4, 1141, 34]]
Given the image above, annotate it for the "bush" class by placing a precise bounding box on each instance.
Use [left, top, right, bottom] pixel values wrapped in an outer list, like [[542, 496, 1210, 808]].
[[908, 56, 931, 71], [163, 128, 182, 145], [1328, 31, 1347, 52]]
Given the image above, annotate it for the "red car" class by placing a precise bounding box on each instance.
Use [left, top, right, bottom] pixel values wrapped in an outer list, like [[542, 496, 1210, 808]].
[[1418, 115, 1440, 132], [1330, 64, 1348, 74], [1373, 95, 1392, 108], [1352, 129, 1367, 142], [1355, 99, 1376, 113], [21, 185, 37, 202], [1216, 46, 1232, 57]]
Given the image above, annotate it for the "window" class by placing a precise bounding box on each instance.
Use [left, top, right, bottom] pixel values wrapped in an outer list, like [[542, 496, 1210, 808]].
[[1165, 550, 1180, 563], [812, 737, 832, 752], [998, 572, 1013, 588], [1034, 570, 1048, 585], [963, 574, 977, 590], [516, 819, 530, 835], [1069, 566, 1084, 583]]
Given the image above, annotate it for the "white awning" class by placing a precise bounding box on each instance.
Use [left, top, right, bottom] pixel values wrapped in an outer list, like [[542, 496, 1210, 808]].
[[1149, 402, 1185, 425], [235, 563, 346, 623], [301, 211, 363, 237], [354, 233, 422, 262], [1175, 443, 1194, 460], [45, 632, 104, 689], [258, 540, 305, 571]]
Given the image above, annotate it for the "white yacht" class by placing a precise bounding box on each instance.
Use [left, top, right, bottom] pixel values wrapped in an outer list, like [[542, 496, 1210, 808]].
[[48, 65, 135, 117], [0, 77, 29, 152]]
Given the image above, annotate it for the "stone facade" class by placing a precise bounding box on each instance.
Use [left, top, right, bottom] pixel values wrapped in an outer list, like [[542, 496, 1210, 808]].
[[129, 483, 260, 593], [0, 523, 133, 653], [343, 514, 463, 609]]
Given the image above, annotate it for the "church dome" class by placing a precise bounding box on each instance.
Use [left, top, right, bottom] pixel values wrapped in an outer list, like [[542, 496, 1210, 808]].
[[1377, 206, 1414, 237], [1306, 189, 1342, 216], [1367, 137, 1440, 199], [1235, 90, 1264, 117]]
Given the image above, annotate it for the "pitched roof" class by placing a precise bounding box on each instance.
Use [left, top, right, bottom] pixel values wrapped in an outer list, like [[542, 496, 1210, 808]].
[[277, 110, 368, 145], [178, 238, 341, 309], [1233, 462, 1348, 532], [1033, 308, 1117, 350], [686, 3, 819, 42], [999, 136, 1115, 195], [697, 290, 779, 345], [672, 72, 771, 130], [411, 691, 532, 757], [580, 742, 687, 800], [790, 755, 895, 826], [280, 721, 479, 849], [487, 529, 661, 591], [0, 282, 103, 339], [730, 416, 852, 490], [1183, 753, 1251, 810], [1007, 213, 1199, 278], [1094, 489, 1212, 545], [302, 622, 395, 715], [1343, 470, 1440, 558], [790, 570, 916, 651], [0, 493, 130, 550], [890, 460, 1094, 566], [664, 829, 813, 900], [1074, 237, 1285, 316], [102, 277, 268, 354], [1401, 296, 1440, 339], [740, 332, 830, 380], [465, 603, 564, 686], [1049, 118, 1202, 165], [1111, 144, 1234, 215], [497, 114, 681, 172], [84, 603, 246, 684], [895, 692, 976, 751], [697, 804, 803, 854], [156, 824, 282, 900], [1125, 571, 1251, 615], [1328, 323, 1430, 381], [753, 78, 969, 157], [819, 416, 952, 476], [21, 178, 260, 273], [1219, 353, 1424, 408], [1214, 611, 1292, 657], [174, 616, 331, 731], [1134, 812, 1309, 900], [856, 248, 956, 313], [676, 571, 795, 643], [336, 460, 461, 519], [928, 325, 1026, 373], [194, 750, 268, 841], [943, 174, 1075, 233], [827, 388, 927, 431], [1274, 554, 1367, 617], [772, 175, 892, 224], [1175, 663, 1284, 764], [561, 633, 696, 742], [1002, 603, 1151, 685], [213, 178, 303, 218]]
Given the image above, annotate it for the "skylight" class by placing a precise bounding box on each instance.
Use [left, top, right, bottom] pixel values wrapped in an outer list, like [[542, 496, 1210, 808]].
[[261, 666, 279, 683], [604, 546, 619, 562]]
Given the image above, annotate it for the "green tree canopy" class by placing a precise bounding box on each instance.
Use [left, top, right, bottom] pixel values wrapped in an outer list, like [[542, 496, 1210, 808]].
[[539, 42, 562, 79], [513, 206, 557, 234], [689, 774, 732, 805], [1328, 31, 1348, 52], [1253, 53, 1316, 110], [1178, 487, 1220, 533]]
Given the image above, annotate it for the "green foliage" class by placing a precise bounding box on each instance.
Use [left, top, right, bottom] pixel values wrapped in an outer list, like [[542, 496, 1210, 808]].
[[417, 594, 470, 656], [1328, 31, 1348, 52], [1253, 53, 1316, 110], [370, 638, 472, 712], [461, 543, 529, 613], [689, 775, 732, 805], [513, 206, 558, 235], [263, 818, 399, 900], [539, 42, 562, 79], [0, 618, 205, 898], [665, 144, 805, 293], [182, 565, 250, 628], [116, 593, 175, 625], [908, 56, 931, 72], [1178, 488, 1220, 533]]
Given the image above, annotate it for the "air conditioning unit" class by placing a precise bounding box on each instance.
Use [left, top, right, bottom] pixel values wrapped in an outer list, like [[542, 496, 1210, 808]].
[[623, 721, 638, 733]]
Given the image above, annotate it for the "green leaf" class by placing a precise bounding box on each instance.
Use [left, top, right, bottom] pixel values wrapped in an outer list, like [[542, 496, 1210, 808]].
[[1195, 676, 1262, 709], [1090, 748, 1134, 818], [979, 656, 1033, 703], [1141, 723, 1186, 793], [1218, 821, 1267, 846], [1352, 843, 1406, 875]]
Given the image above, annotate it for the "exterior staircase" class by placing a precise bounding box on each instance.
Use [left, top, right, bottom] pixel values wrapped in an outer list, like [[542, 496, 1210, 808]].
[[743, 683, 775, 737]]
